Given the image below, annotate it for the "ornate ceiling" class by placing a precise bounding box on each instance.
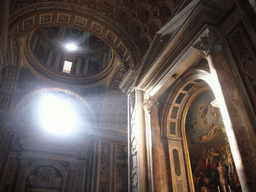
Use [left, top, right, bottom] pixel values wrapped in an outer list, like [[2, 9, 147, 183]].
[[3, 0, 237, 157], [22, 26, 115, 86], [9, 0, 182, 71], [6, 0, 182, 156]]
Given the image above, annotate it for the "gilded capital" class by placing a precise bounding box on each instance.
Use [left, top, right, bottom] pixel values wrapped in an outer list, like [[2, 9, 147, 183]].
[[143, 97, 159, 113], [193, 30, 223, 58]]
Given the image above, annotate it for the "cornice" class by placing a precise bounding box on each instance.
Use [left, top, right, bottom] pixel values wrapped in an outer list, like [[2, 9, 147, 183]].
[[118, 68, 137, 95], [135, 0, 223, 97]]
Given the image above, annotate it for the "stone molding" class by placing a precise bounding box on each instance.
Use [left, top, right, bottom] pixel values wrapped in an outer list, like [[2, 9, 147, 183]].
[[119, 69, 137, 95]]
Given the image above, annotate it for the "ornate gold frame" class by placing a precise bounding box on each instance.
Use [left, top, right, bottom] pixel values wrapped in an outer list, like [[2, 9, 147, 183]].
[[181, 85, 211, 192]]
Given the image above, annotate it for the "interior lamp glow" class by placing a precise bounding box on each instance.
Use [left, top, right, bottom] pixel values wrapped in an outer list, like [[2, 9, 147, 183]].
[[38, 94, 77, 135], [65, 43, 77, 51]]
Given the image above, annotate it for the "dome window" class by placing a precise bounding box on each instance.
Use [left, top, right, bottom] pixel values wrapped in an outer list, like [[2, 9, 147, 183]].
[[63, 61, 72, 73]]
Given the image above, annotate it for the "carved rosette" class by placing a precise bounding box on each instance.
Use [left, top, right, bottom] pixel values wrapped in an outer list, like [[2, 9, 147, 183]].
[[143, 97, 159, 114], [193, 29, 223, 58]]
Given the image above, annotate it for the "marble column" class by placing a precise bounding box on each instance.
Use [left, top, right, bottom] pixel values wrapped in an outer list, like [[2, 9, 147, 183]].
[[193, 28, 256, 192], [143, 97, 169, 192]]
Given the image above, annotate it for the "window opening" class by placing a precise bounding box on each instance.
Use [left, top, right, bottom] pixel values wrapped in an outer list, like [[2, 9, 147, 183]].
[[63, 61, 72, 73]]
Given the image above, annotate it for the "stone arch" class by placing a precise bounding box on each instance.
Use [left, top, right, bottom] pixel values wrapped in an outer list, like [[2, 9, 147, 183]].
[[9, 2, 140, 70], [159, 67, 212, 191], [161, 68, 211, 137], [161, 67, 242, 192]]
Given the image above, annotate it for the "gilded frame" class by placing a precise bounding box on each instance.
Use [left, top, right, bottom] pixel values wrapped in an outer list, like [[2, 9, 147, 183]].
[[181, 86, 210, 192]]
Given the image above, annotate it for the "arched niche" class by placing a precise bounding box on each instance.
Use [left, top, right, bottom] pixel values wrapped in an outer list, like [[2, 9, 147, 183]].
[[25, 160, 67, 192], [25, 166, 63, 192], [162, 68, 242, 192]]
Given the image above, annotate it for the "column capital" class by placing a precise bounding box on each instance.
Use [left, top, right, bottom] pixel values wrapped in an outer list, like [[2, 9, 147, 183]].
[[143, 97, 159, 113], [193, 29, 223, 58]]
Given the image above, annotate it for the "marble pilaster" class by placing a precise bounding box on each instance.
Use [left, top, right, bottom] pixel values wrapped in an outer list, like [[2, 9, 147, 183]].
[[128, 89, 148, 192], [193, 28, 256, 192], [143, 97, 169, 192]]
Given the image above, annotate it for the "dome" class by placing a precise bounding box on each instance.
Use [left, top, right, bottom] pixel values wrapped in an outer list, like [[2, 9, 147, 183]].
[[22, 26, 115, 86]]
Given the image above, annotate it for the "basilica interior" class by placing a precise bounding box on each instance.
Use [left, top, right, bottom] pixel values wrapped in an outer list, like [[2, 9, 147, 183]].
[[0, 0, 256, 192]]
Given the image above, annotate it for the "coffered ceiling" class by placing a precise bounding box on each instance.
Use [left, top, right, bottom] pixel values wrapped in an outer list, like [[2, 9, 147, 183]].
[[5, 0, 236, 157], [7, 0, 182, 156]]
